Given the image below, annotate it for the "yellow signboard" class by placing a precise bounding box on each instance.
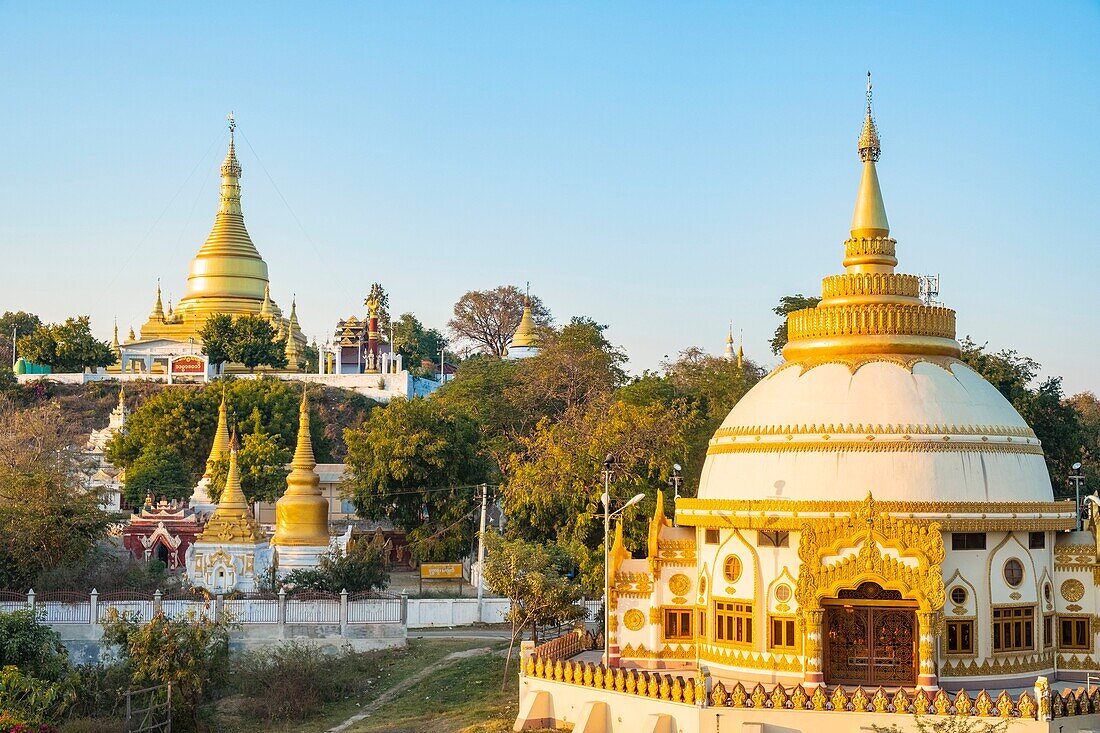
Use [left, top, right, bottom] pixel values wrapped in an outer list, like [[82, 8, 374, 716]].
[[420, 562, 464, 580]]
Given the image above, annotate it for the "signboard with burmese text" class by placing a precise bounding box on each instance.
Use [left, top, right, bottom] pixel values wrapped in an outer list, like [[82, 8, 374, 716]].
[[171, 356, 206, 374], [420, 562, 464, 579]]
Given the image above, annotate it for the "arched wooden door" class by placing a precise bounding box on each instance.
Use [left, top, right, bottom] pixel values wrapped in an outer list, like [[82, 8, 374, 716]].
[[822, 583, 917, 686]]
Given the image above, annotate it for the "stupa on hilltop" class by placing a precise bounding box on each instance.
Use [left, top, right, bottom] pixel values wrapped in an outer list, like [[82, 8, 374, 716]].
[[120, 115, 306, 374]]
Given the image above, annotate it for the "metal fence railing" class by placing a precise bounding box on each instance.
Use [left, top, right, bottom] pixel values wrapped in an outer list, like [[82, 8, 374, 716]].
[[125, 683, 171, 733]]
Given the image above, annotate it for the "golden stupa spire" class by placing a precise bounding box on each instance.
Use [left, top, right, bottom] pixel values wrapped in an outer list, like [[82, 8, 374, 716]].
[[150, 280, 165, 321], [737, 329, 744, 370], [260, 285, 273, 317], [509, 284, 539, 349], [203, 389, 232, 478], [174, 113, 270, 322], [851, 72, 890, 242], [110, 320, 121, 358], [284, 297, 301, 367], [723, 322, 735, 362], [273, 389, 330, 547], [196, 431, 266, 544], [782, 77, 960, 363], [127, 325, 135, 342]]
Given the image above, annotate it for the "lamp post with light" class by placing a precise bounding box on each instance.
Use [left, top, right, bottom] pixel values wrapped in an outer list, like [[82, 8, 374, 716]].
[[601, 453, 645, 667], [1072, 463, 1085, 530], [668, 463, 682, 526]]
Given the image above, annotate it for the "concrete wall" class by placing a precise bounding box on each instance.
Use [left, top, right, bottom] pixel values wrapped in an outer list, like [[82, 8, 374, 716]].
[[406, 597, 511, 628]]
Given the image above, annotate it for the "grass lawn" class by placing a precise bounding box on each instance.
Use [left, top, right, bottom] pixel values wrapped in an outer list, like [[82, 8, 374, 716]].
[[208, 638, 520, 733]]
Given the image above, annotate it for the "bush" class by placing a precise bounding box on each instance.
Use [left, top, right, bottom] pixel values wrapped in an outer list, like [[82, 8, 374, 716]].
[[66, 663, 129, 721], [0, 610, 69, 683], [0, 665, 71, 729], [231, 643, 357, 721], [281, 543, 388, 593], [34, 547, 180, 594]]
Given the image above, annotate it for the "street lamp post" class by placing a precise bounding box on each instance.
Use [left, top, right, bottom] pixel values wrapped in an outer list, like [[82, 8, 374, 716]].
[[600, 453, 645, 667], [668, 463, 682, 527], [1072, 463, 1085, 531]]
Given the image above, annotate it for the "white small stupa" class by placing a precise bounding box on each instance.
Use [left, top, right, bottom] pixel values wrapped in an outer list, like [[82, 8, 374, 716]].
[[189, 392, 230, 516]]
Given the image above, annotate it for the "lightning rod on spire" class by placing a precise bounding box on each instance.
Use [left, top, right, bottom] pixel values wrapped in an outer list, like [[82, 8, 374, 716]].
[[227, 111, 236, 134]]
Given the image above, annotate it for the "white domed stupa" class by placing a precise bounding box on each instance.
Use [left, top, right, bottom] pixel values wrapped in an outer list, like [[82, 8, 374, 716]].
[[605, 78, 1077, 694]]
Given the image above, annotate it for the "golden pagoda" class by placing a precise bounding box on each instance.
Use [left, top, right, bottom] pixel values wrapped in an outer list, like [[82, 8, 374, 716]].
[[194, 433, 266, 545], [505, 290, 541, 359], [273, 389, 330, 549], [136, 115, 305, 363]]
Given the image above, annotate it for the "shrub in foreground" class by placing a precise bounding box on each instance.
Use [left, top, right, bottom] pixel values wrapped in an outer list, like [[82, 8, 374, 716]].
[[231, 643, 359, 721]]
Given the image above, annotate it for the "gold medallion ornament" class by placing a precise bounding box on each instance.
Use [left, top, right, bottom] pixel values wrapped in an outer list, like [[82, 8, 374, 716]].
[[668, 574, 692, 596], [1061, 579, 1086, 603], [623, 609, 645, 632]]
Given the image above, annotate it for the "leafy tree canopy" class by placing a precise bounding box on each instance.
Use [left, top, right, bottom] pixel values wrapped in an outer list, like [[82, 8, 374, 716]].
[[123, 446, 192, 505], [16, 316, 115, 372], [0, 399, 109, 589], [0, 311, 42, 368], [960, 337, 1084, 496], [105, 379, 333, 484], [344, 397, 489, 561], [230, 314, 288, 372], [207, 414, 291, 504], [769, 294, 821, 355], [198, 313, 235, 371], [449, 285, 551, 357], [0, 609, 70, 683], [391, 312, 447, 376]]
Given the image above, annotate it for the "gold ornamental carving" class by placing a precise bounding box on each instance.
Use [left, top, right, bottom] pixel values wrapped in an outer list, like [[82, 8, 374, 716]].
[[622, 609, 645, 631], [713, 422, 1036, 440], [941, 651, 1054, 677], [786, 302, 956, 342], [794, 493, 945, 616], [1062, 579, 1086, 603], [667, 574, 691, 596], [706, 438, 1043, 458], [820, 272, 920, 300], [615, 572, 652, 598]]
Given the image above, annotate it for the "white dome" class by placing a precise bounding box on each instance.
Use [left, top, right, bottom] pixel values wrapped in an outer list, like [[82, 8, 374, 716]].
[[698, 359, 1053, 504]]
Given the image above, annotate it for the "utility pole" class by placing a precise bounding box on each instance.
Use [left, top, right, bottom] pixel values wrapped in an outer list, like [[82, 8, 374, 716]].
[[476, 483, 488, 620], [11, 327, 17, 369]]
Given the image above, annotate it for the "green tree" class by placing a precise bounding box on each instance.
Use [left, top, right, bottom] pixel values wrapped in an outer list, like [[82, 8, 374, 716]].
[[0, 311, 42, 368], [17, 316, 115, 372], [0, 609, 70, 682], [207, 415, 291, 504], [769, 294, 821, 355], [481, 531, 584, 682], [281, 543, 389, 593], [502, 395, 691, 593], [1069, 392, 1100, 491], [230, 314, 288, 372], [448, 285, 551, 357], [344, 397, 488, 561], [106, 380, 332, 482], [391, 312, 447, 375], [102, 610, 232, 731], [960, 337, 1084, 495], [0, 665, 74, 728], [0, 399, 110, 589], [0, 368, 16, 394], [435, 355, 524, 475], [123, 446, 192, 505], [198, 313, 236, 373]]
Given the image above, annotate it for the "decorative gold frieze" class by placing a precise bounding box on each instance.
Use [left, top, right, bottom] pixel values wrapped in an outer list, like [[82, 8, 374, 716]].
[[706, 439, 1043, 457], [821, 272, 919, 301], [697, 642, 804, 672], [713, 422, 1036, 440], [620, 643, 696, 660], [941, 651, 1054, 677], [786, 302, 956, 342], [615, 572, 653, 598]]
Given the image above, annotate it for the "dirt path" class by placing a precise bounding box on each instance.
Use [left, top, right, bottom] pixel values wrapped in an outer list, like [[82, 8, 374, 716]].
[[324, 646, 496, 733]]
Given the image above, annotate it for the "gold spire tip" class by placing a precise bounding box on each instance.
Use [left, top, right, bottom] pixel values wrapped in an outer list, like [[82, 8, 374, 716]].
[[858, 72, 881, 162]]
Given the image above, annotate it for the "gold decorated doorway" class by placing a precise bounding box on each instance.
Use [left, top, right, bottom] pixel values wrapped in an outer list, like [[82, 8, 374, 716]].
[[822, 584, 917, 687]]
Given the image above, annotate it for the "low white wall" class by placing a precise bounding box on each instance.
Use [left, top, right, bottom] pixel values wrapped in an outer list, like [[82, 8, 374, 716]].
[[406, 598, 511, 628]]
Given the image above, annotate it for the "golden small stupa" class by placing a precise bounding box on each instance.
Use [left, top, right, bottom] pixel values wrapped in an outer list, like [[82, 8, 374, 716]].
[[195, 433, 265, 545], [272, 389, 330, 548]]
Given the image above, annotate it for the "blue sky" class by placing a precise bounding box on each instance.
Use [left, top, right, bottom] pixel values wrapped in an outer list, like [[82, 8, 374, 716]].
[[1, 2, 1097, 393]]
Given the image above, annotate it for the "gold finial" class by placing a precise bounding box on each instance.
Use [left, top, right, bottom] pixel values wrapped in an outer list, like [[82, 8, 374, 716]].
[[203, 389, 232, 477], [151, 280, 165, 320], [221, 112, 242, 180], [127, 325, 135, 342], [260, 284, 272, 317], [858, 72, 881, 163]]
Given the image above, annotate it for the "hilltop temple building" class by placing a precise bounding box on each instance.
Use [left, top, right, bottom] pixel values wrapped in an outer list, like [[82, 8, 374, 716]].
[[119, 116, 306, 375], [516, 82, 1095, 732]]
